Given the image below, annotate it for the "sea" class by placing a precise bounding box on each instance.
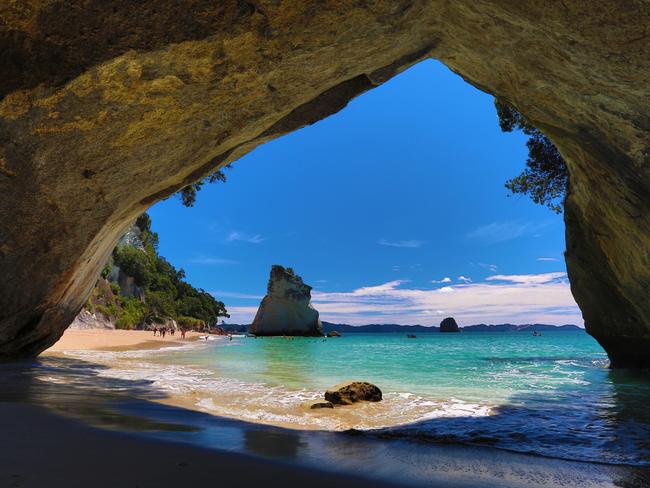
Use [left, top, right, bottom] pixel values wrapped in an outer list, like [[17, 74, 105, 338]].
[[49, 329, 650, 469]]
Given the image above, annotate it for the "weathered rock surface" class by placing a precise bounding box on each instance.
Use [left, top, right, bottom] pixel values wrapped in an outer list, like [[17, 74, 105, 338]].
[[250, 266, 322, 336], [440, 317, 460, 333], [325, 381, 383, 405], [327, 331, 341, 338], [68, 310, 115, 330], [0, 2, 649, 366], [303, 400, 334, 410]]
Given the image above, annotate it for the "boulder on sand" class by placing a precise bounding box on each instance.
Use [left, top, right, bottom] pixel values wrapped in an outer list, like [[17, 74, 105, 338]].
[[440, 317, 460, 333], [250, 265, 323, 336], [302, 400, 334, 410], [324, 381, 382, 405]]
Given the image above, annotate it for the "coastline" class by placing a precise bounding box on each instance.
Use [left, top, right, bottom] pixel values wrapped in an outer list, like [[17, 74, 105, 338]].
[[0, 402, 405, 488], [2, 387, 649, 488], [45, 328, 204, 353], [7, 331, 648, 487], [45, 330, 496, 434]]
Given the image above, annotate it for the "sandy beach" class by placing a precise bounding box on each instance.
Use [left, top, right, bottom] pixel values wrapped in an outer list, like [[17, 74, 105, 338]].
[[3, 330, 644, 487], [0, 403, 406, 488], [46, 328, 204, 353]]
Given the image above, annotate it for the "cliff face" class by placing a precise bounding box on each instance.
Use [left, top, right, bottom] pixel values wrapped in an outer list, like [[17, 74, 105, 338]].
[[0, 2, 648, 365], [250, 266, 322, 337]]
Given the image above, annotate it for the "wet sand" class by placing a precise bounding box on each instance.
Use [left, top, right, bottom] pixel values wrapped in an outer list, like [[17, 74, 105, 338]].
[[28, 332, 650, 487], [0, 402, 404, 488], [46, 328, 203, 352], [3, 395, 649, 488]]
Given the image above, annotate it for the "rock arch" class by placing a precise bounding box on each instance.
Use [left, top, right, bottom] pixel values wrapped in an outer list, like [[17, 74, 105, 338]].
[[0, 1, 648, 366]]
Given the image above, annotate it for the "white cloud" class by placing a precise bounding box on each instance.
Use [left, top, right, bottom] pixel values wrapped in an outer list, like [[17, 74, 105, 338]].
[[432, 277, 452, 284], [473, 262, 498, 272], [457, 275, 472, 283], [537, 257, 560, 262], [187, 256, 238, 266], [466, 220, 553, 244], [486, 272, 566, 284], [219, 268, 582, 326], [305, 273, 583, 326], [222, 306, 260, 324], [226, 275, 583, 326], [227, 231, 265, 244], [378, 239, 425, 248]]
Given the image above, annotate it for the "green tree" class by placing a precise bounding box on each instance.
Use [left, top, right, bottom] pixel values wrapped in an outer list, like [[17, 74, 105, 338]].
[[177, 167, 231, 207], [495, 99, 568, 213], [112, 246, 152, 287], [90, 213, 229, 329]]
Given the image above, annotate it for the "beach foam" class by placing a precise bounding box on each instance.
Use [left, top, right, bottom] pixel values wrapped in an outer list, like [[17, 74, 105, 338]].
[[54, 332, 650, 466]]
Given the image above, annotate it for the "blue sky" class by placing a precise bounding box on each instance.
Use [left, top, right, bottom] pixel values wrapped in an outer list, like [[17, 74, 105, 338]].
[[148, 59, 582, 326]]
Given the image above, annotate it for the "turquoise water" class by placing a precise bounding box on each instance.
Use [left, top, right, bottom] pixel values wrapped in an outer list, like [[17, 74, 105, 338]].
[[176, 331, 608, 403], [69, 330, 650, 465]]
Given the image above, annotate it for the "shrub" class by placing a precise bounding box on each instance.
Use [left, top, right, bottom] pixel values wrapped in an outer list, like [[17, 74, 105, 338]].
[[116, 297, 146, 330]]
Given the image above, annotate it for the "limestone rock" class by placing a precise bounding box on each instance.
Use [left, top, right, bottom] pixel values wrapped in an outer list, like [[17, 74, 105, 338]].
[[327, 331, 341, 337], [0, 2, 649, 367], [440, 317, 460, 333], [68, 310, 115, 330], [325, 381, 382, 405], [303, 400, 334, 410], [250, 266, 322, 337]]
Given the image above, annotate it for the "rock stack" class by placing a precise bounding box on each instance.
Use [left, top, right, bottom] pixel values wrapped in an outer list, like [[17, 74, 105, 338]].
[[250, 265, 323, 336], [440, 317, 460, 332]]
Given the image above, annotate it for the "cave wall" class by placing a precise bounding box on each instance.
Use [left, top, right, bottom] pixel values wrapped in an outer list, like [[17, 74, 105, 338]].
[[0, 1, 648, 364]]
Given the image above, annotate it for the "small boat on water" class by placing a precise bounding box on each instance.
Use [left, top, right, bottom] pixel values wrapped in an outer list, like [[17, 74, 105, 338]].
[[532, 331, 542, 337], [406, 334, 417, 339]]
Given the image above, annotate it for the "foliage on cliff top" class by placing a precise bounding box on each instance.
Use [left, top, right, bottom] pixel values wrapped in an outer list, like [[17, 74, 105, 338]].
[[93, 213, 229, 329], [496, 99, 568, 213], [177, 166, 231, 207]]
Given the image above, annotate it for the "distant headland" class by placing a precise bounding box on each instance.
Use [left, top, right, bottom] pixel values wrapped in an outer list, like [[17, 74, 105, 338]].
[[220, 322, 582, 334]]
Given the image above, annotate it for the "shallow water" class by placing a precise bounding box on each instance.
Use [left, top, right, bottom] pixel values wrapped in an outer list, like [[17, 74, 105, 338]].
[[55, 330, 650, 466]]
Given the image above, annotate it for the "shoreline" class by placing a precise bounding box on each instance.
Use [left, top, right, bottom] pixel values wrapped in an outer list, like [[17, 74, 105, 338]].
[[40, 329, 650, 471], [0, 402, 406, 488], [46, 331, 497, 435], [45, 328, 205, 353], [9, 330, 650, 486], [2, 394, 649, 488]]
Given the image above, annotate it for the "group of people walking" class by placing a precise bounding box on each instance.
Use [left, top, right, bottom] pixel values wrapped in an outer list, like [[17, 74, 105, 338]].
[[152, 327, 187, 339]]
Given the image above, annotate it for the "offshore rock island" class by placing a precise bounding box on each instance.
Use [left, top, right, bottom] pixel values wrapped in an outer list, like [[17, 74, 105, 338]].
[[250, 265, 323, 337], [440, 317, 460, 333]]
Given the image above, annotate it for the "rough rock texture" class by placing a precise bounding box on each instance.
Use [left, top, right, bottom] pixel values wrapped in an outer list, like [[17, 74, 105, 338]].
[[68, 310, 115, 330], [107, 266, 145, 301], [0, 2, 649, 365], [325, 381, 383, 405], [303, 400, 334, 410], [250, 266, 322, 337], [327, 331, 341, 338], [440, 317, 460, 333]]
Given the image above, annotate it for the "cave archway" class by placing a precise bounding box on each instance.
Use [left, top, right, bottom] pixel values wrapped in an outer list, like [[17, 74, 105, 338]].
[[0, 1, 648, 366]]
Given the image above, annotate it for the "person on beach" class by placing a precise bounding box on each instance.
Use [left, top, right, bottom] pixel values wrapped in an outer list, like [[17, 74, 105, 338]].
[[180, 329, 186, 339], [153, 327, 157, 336], [161, 328, 166, 338]]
